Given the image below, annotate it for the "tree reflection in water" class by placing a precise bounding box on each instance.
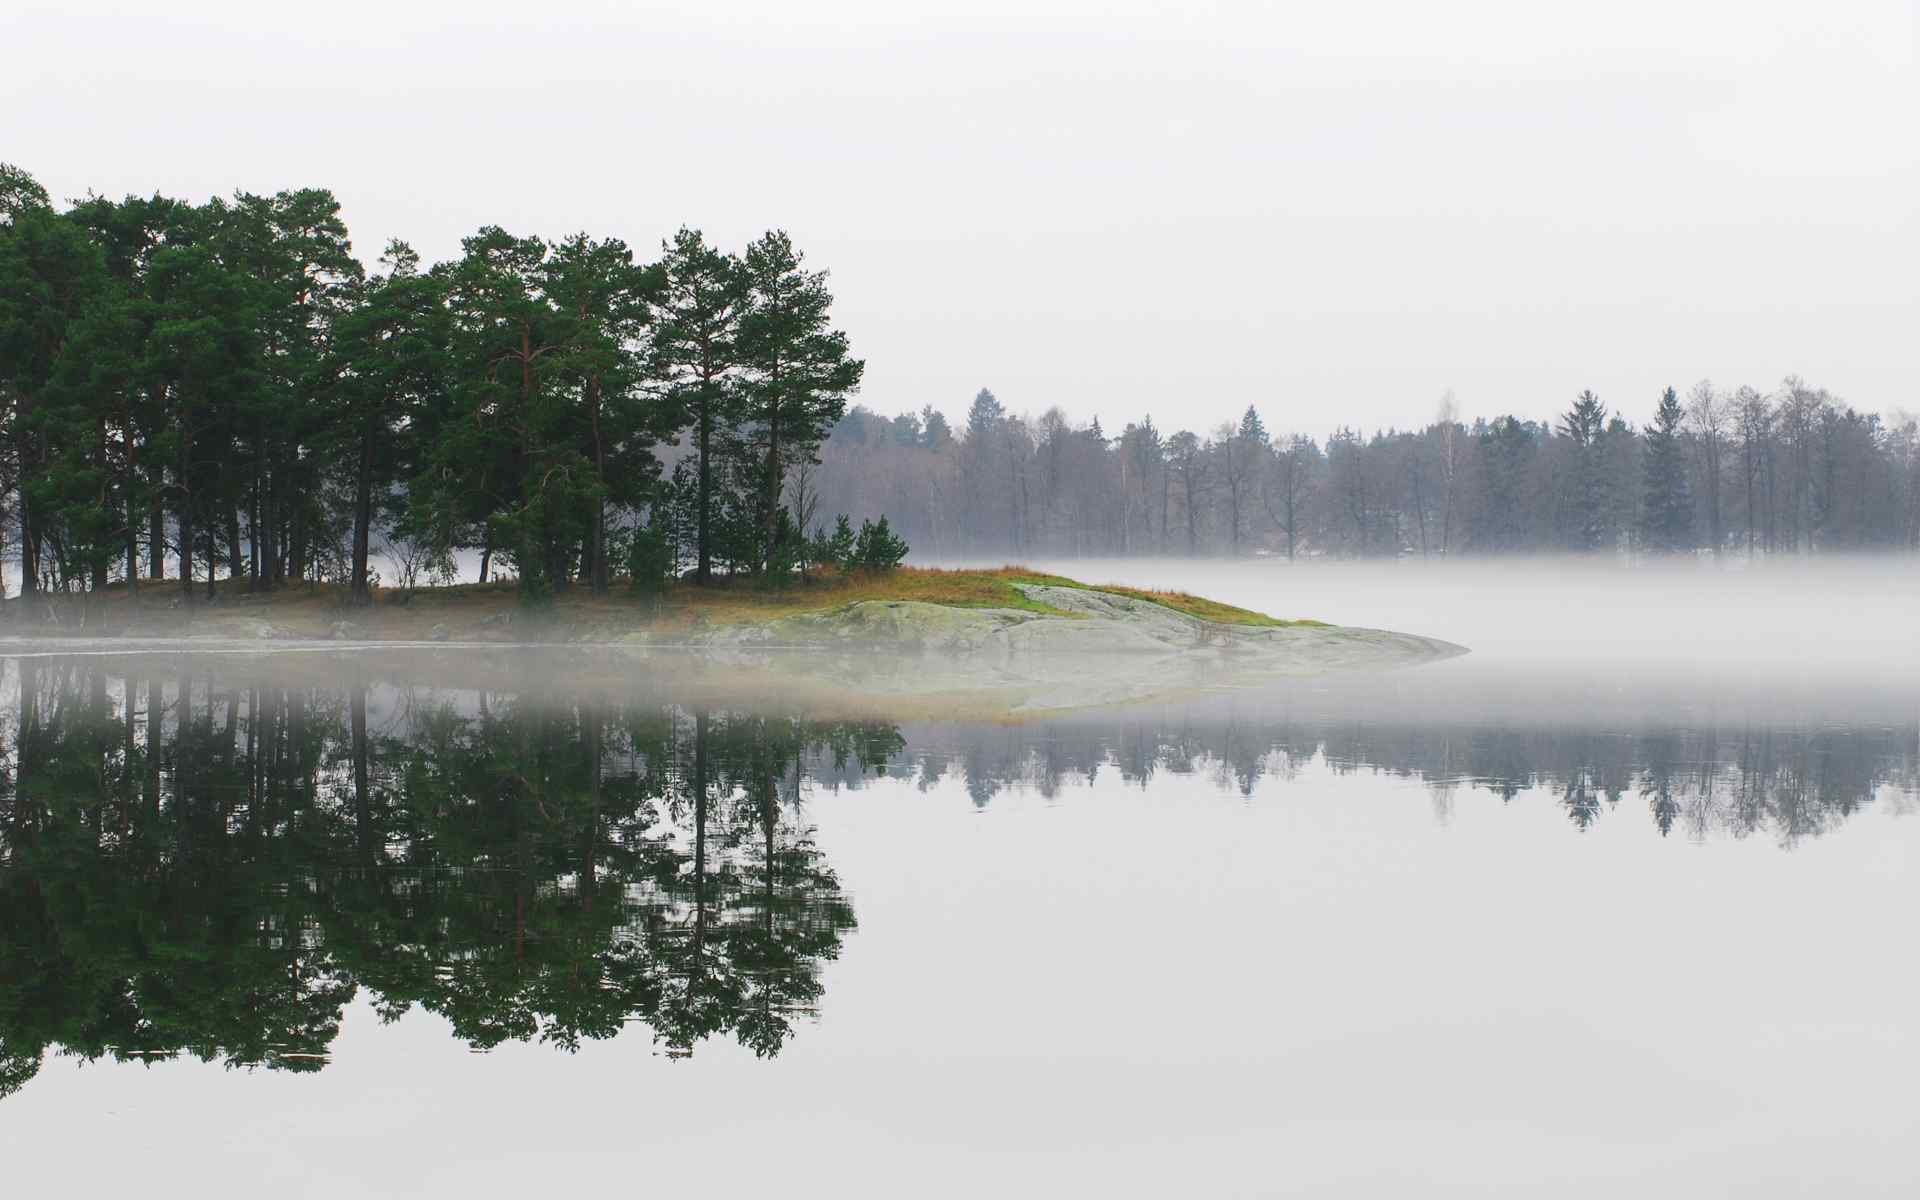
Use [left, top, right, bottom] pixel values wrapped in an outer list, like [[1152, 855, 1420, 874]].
[[1, 656, 1914, 1098], [0, 659, 883, 1097]]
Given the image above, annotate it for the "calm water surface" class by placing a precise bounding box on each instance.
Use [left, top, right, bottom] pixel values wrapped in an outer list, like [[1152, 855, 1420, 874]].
[[2, 619, 1917, 1195]]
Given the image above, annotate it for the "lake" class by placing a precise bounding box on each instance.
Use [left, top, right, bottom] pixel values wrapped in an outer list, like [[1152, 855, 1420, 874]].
[[3, 560, 1918, 1197]]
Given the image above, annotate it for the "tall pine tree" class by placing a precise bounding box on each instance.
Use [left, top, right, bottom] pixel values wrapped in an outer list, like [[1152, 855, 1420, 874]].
[[1641, 386, 1693, 554], [735, 231, 863, 574], [650, 229, 743, 584]]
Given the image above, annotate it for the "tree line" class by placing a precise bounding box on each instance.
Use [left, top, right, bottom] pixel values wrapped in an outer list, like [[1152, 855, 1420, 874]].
[[0, 164, 863, 606], [885, 709, 1913, 843], [808, 381, 1920, 560]]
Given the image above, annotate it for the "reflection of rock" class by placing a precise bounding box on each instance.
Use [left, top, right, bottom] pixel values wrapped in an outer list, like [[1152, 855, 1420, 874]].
[[429, 624, 450, 642], [331, 621, 363, 641]]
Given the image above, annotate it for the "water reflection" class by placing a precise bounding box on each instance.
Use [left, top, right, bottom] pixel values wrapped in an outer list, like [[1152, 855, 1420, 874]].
[[886, 708, 1919, 843], [1, 655, 1915, 1100], [0, 659, 881, 1098]]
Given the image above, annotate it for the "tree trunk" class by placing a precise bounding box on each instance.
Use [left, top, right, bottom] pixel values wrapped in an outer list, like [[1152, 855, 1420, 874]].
[[227, 499, 244, 585], [696, 389, 713, 584], [589, 373, 608, 594], [178, 426, 195, 603], [761, 377, 784, 574], [18, 488, 38, 600], [15, 393, 39, 598], [148, 473, 165, 580], [591, 502, 606, 593], [289, 497, 307, 586], [261, 467, 278, 587], [350, 429, 374, 605], [1182, 466, 1199, 555], [92, 418, 111, 592], [125, 473, 139, 595]]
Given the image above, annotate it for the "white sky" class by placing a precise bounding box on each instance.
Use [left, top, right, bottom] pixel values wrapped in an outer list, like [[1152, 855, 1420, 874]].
[[9, 0, 1916, 437]]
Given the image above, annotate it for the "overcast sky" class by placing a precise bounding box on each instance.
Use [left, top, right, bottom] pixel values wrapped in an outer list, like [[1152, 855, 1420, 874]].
[[9, 0, 1916, 437]]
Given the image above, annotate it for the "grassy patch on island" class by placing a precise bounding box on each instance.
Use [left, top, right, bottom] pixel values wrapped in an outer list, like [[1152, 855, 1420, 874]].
[[13, 564, 1319, 639], [987, 568, 1324, 627], [636, 566, 1079, 631]]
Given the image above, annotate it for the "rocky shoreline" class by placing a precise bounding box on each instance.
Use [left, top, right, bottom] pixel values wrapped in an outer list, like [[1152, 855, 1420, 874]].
[[0, 584, 1466, 713]]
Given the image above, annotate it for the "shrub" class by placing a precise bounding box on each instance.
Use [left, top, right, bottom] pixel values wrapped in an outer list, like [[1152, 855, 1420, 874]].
[[627, 524, 675, 595], [809, 514, 856, 574], [851, 515, 909, 572]]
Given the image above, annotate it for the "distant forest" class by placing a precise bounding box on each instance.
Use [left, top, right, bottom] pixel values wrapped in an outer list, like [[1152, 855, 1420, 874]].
[[808, 382, 1920, 561]]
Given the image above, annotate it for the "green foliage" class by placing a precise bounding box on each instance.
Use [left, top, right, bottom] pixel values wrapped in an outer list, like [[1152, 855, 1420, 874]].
[[0, 163, 50, 220], [651, 228, 744, 583], [848, 515, 909, 572], [627, 521, 675, 594], [0, 668, 868, 1087], [733, 231, 865, 573], [0, 164, 893, 609], [408, 225, 671, 605], [762, 510, 808, 585], [809, 513, 855, 572]]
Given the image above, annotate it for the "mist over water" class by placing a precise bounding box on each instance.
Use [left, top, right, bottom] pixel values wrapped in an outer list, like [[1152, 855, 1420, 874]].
[[967, 555, 1920, 680], [3, 557, 1918, 1197]]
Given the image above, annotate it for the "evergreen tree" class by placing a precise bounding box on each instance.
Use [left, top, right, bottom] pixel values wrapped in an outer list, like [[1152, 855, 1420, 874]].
[[651, 229, 744, 585], [330, 241, 451, 603], [418, 228, 578, 600], [0, 163, 50, 219], [735, 231, 863, 574], [142, 211, 270, 600], [1237, 404, 1269, 447], [1641, 386, 1693, 553], [1557, 390, 1610, 551], [965, 387, 1004, 441], [0, 185, 111, 596], [64, 192, 189, 586], [222, 188, 363, 589], [920, 406, 952, 449], [544, 231, 670, 593]]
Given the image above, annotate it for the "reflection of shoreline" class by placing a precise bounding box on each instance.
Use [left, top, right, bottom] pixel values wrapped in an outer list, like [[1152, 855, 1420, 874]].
[[2, 653, 1914, 1100], [868, 714, 1917, 843], [0, 633, 1467, 720]]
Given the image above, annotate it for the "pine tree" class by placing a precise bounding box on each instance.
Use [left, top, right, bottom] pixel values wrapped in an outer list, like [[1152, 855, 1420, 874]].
[[651, 229, 744, 584], [544, 231, 670, 593], [0, 184, 115, 596], [1558, 390, 1610, 551], [735, 231, 863, 575], [1641, 386, 1693, 553], [1237, 404, 1269, 447], [330, 241, 451, 603]]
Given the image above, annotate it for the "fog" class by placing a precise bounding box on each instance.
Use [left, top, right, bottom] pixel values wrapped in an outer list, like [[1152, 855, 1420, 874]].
[[957, 555, 1920, 682]]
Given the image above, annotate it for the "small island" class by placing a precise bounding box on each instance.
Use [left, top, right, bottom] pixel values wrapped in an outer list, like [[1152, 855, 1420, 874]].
[[4, 566, 1465, 712]]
